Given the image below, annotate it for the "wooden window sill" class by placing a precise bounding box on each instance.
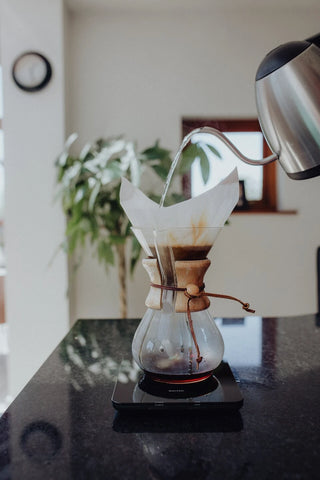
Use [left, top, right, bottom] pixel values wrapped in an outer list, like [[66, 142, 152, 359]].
[[232, 209, 297, 215]]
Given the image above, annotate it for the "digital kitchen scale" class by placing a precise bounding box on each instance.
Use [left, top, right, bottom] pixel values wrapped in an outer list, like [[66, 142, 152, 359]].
[[112, 360, 243, 411]]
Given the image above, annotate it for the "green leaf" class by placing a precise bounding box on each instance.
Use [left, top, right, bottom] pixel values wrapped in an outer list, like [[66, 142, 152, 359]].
[[62, 162, 82, 187], [88, 181, 101, 211], [178, 143, 200, 174], [207, 144, 222, 159], [67, 232, 78, 253], [79, 142, 92, 161], [179, 154, 195, 174], [74, 185, 87, 203], [103, 214, 119, 232], [183, 143, 199, 158], [57, 134, 79, 167], [129, 155, 141, 186], [66, 216, 91, 238], [109, 235, 126, 245], [56, 167, 65, 183], [106, 160, 124, 179], [150, 163, 171, 181], [142, 141, 171, 161], [96, 138, 110, 150], [56, 151, 69, 168], [67, 225, 87, 254], [97, 240, 114, 266], [65, 218, 80, 237], [88, 216, 99, 241], [65, 133, 78, 150], [130, 236, 141, 275], [199, 151, 210, 184], [124, 221, 132, 237]]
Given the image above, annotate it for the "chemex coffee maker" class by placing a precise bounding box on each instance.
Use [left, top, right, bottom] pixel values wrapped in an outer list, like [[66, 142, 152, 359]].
[[112, 170, 253, 410], [131, 226, 225, 384]]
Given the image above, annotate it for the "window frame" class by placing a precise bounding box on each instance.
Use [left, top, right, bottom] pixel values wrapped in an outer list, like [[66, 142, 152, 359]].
[[182, 118, 277, 212]]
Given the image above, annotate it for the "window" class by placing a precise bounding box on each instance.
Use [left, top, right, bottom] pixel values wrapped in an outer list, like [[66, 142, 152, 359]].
[[182, 118, 277, 212]]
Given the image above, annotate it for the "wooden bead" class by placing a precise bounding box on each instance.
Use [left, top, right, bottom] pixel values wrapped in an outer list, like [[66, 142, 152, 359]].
[[186, 284, 200, 296]]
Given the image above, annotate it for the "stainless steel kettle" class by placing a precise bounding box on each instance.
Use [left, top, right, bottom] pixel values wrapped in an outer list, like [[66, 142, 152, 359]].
[[255, 33, 320, 180]]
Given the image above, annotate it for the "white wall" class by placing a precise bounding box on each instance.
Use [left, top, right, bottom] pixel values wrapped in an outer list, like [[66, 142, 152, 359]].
[[1, 0, 69, 396], [68, 6, 320, 320]]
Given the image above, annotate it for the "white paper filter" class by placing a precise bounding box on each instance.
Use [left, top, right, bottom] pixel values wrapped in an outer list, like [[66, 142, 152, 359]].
[[120, 168, 239, 248]]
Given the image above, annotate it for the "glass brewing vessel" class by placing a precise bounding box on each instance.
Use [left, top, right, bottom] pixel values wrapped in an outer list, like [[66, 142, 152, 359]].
[[131, 227, 224, 383]]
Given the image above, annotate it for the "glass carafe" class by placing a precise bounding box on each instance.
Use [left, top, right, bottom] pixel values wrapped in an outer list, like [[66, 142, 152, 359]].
[[131, 227, 224, 383]]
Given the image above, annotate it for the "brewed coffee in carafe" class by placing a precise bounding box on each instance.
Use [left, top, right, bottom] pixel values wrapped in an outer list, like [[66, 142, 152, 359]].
[[131, 227, 225, 383]]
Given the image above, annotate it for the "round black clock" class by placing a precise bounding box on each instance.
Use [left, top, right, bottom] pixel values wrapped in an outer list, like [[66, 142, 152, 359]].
[[12, 51, 52, 92]]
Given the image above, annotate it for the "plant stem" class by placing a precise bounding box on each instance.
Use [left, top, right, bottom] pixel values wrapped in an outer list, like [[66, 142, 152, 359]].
[[117, 243, 127, 318]]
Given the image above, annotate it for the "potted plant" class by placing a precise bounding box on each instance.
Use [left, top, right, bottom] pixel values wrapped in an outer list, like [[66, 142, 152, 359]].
[[55, 134, 219, 318]]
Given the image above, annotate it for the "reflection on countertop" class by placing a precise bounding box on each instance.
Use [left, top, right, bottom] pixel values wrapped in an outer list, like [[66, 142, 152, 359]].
[[0, 315, 320, 479]]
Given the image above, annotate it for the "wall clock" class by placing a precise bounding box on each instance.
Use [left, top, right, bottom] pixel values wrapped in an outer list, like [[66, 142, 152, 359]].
[[12, 51, 52, 92]]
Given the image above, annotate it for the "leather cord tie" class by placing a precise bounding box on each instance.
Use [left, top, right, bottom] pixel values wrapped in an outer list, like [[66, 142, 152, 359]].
[[150, 282, 255, 369]]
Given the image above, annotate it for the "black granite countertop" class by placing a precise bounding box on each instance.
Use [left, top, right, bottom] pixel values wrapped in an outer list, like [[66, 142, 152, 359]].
[[1, 315, 320, 479]]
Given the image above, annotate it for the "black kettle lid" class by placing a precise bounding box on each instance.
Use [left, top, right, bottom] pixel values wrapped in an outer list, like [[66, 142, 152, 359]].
[[255, 33, 320, 81]]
